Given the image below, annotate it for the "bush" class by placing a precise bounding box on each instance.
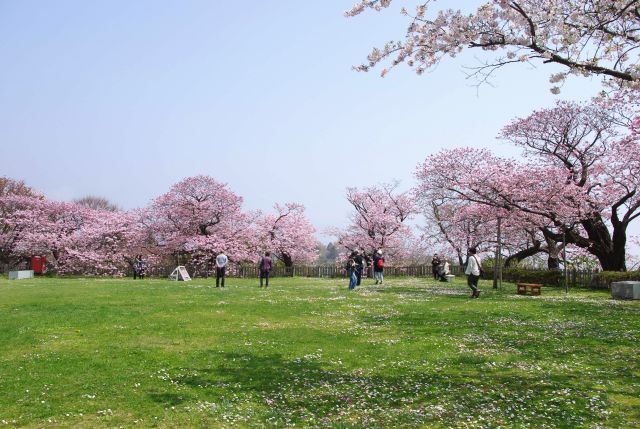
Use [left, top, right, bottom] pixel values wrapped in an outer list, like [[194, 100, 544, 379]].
[[589, 271, 640, 290], [484, 268, 564, 287]]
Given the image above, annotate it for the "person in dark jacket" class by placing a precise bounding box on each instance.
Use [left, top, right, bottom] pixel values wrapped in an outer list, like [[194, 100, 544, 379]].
[[259, 252, 273, 287], [372, 249, 385, 285], [132, 255, 141, 279], [431, 253, 442, 280], [137, 256, 147, 280], [354, 250, 365, 286], [346, 252, 358, 290]]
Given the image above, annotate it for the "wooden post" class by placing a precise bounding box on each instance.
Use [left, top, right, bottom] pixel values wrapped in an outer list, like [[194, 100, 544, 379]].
[[493, 217, 501, 289], [563, 231, 568, 294]]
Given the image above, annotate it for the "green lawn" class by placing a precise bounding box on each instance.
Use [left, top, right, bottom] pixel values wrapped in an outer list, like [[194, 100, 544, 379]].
[[0, 275, 638, 428]]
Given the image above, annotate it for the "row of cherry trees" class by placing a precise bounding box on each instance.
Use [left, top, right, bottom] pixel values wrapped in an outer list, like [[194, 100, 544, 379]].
[[332, 98, 640, 271], [335, 0, 640, 271], [0, 176, 317, 275]]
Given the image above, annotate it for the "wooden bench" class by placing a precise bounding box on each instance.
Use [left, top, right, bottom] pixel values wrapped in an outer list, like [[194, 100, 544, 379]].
[[517, 283, 542, 296]]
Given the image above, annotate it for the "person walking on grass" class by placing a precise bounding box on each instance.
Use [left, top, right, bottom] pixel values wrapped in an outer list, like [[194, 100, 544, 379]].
[[215, 251, 228, 288], [346, 252, 358, 290], [259, 251, 273, 288], [465, 248, 482, 298], [431, 253, 442, 280], [354, 250, 365, 286], [373, 249, 385, 285]]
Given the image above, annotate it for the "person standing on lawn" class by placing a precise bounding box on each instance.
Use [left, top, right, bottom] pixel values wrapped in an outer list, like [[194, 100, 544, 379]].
[[465, 248, 482, 298], [431, 253, 442, 280], [372, 249, 385, 285], [259, 251, 273, 288], [215, 251, 228, 288], [132, 255, 141, 279], [346, 252, 358, 290], [137, 255, 147, 280], [354, 250, 365, 286]]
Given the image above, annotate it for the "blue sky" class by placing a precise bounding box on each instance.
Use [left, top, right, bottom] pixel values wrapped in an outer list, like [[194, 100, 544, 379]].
[[0, 1, 603, 240]]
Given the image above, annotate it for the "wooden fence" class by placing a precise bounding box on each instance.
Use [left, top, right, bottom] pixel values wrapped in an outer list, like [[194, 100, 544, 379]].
[[140, 264, 595, 287], [2, 262, 596, 287]]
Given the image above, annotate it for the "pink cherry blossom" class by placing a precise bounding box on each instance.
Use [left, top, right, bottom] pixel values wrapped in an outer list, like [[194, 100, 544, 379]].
[[347, 1, 640, 91]]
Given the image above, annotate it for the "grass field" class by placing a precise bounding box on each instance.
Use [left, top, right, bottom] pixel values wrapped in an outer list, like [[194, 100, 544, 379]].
[[0, 275, 638, 428]]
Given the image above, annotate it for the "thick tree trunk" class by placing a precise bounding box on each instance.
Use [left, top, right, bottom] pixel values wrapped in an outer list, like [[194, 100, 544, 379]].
[[281, 253, 293, 268], [578, 217, 627, 271], [504, 240, 542, 267], [593, 231, 627, 271], [544, 235, 560, 269]]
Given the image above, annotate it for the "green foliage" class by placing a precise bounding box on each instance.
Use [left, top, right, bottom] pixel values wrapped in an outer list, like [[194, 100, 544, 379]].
[[500, 268, 564, 286], [479, 267, 564, 286], [566, 255, 600, 271], [0, 276, 638, 427], [317, 242, 338, 264], [590, 271, 640, 290]]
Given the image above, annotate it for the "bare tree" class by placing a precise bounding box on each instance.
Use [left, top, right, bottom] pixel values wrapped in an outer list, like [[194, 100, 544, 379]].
[[74, 196, 119, 212]]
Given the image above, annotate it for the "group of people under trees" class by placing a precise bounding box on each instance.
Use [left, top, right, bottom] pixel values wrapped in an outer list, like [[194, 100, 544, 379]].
[[133, 246, 482, 299], [132, 255, 147, 280], [344, 247, 482, 299], [434, 249, 482, 298], [345, 249, 385, 290], [430, 254, 451, 282]]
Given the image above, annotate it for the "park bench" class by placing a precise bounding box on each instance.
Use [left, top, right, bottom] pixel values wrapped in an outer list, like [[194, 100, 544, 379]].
[[517, 283, 542, 296]]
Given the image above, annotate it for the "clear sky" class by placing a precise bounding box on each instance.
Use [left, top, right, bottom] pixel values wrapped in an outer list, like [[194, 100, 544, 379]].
[[0, 1, 604, 241]]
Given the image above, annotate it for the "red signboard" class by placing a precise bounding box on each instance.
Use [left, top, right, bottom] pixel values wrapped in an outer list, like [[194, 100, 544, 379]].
[[31, 256, 46, 274]]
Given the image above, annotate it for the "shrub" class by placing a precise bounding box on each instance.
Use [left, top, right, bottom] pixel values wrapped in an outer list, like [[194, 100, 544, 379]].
[[589, 271, 640, 290], [483, 268, 564, 287]]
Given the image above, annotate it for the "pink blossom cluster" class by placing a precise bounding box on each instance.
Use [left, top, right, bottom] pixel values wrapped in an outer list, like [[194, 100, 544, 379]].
[[331, 182, 417, 262], [0, 175, 318, 275], [415, 100, 640, 271], [347, 1, 640, 92]]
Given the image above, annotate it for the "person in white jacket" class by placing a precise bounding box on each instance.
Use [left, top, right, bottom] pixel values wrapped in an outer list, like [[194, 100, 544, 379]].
[[464, 247, 482, 298]]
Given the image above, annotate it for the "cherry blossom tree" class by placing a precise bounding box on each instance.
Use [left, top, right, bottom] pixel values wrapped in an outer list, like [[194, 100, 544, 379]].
[[332, 182, 417, 261], [419, 196, 497, 265], [0, 177, 41, 198], [255, 203, 318, 267], [143, 175, 257, 272], [415, 100, 640, 270], [10, 199, 89, 273], [63, 209, 142, 275], [421, 198, 567, 268], [346, 0, 640, 91], [0, 178, 44, 267]]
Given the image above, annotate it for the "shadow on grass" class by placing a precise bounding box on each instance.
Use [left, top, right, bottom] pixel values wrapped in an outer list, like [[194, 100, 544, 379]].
[[147, 391, 190, 407], [158, 351, 620, 428]]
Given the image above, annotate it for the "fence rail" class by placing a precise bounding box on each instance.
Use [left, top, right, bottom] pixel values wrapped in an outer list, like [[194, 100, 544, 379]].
[[2, 261, 597, 288], [137, 264, 596, 287]]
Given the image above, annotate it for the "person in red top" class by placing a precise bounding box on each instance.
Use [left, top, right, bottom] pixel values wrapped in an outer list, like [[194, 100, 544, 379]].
[[259, 251, 273, 288], [372, 249, 385, 285]]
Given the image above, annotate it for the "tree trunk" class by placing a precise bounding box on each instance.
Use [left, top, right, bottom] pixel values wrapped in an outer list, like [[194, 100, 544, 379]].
[[578, 217, 627, 271], [281, 253, 293, 268], [503, 240, 542, 267], [544, 235, 560, 269]]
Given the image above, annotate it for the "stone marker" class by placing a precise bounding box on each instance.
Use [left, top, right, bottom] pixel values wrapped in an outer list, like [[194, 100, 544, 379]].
[[611, 281, 640, 300], [8, 270, 34, 280]]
